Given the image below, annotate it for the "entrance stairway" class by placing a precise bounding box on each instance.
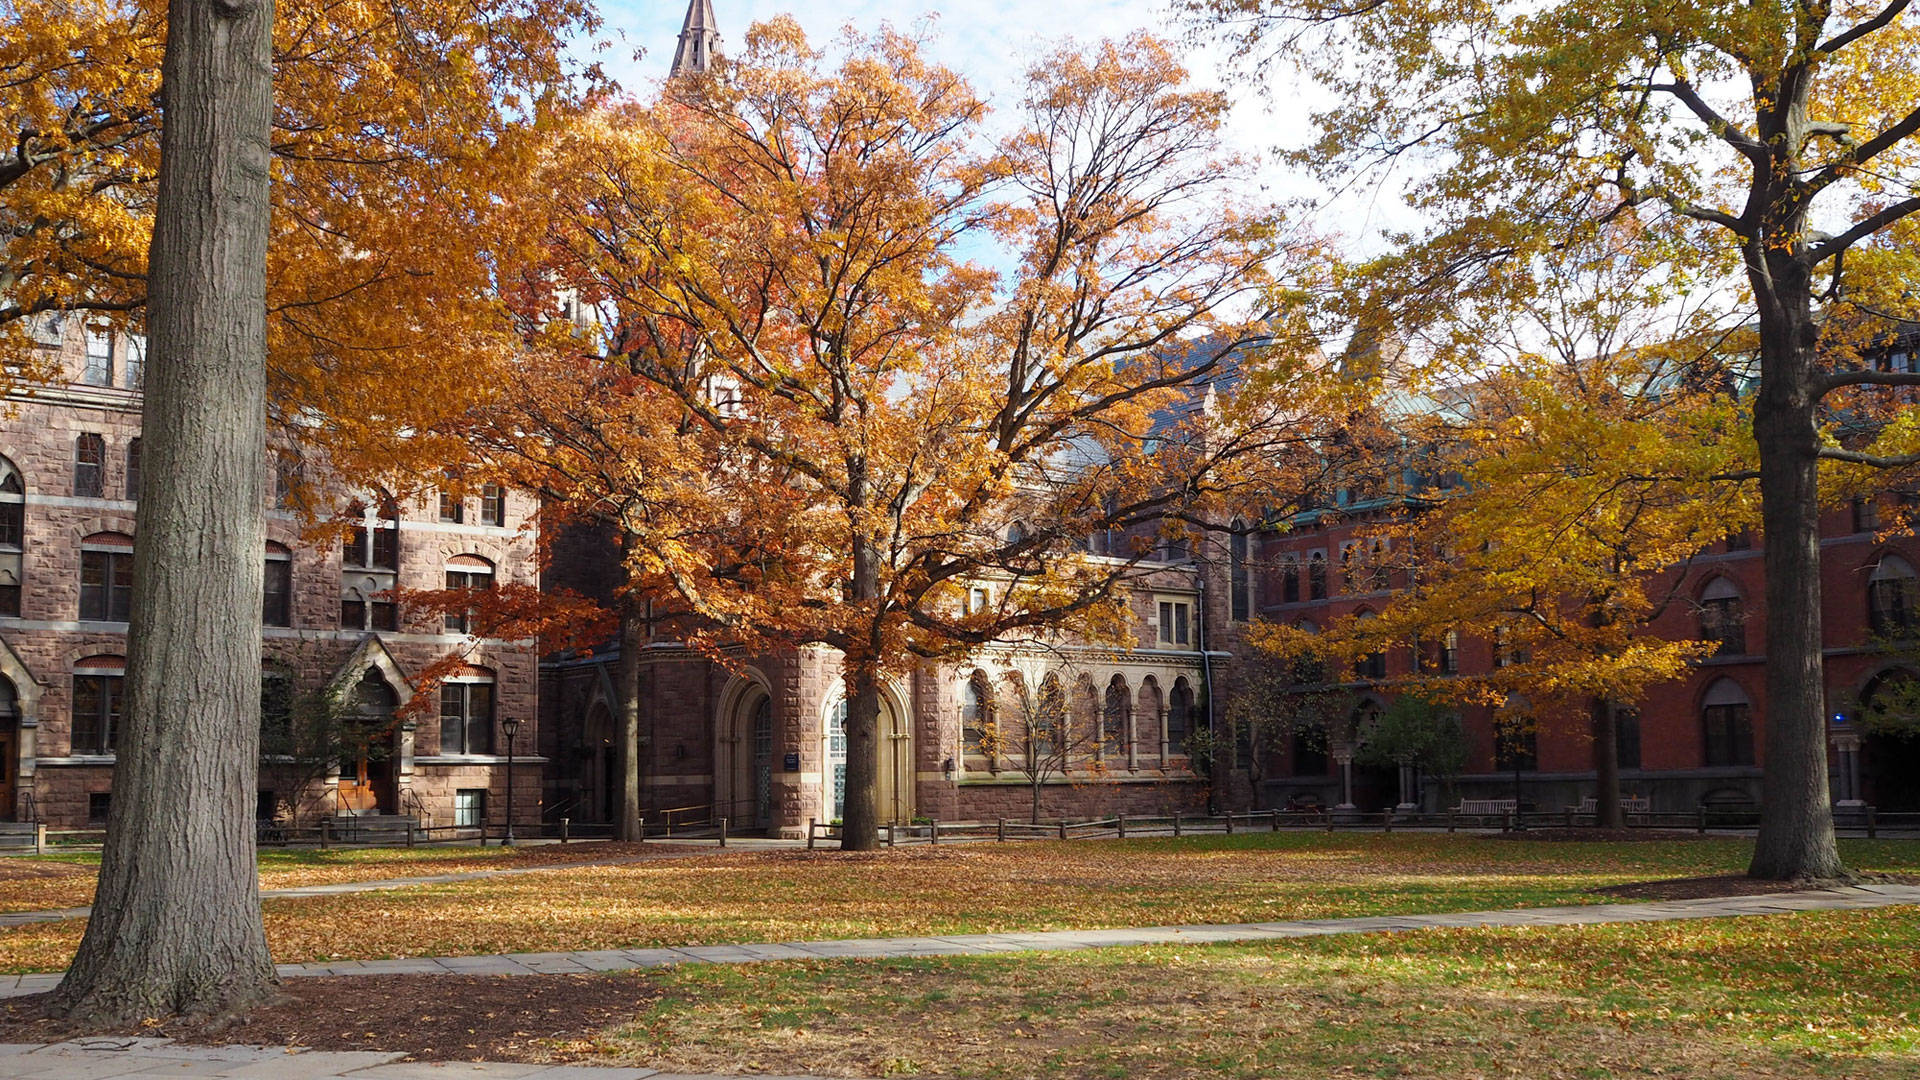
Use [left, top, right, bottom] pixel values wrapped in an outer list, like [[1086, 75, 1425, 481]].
[[325, 813, 421, 844], [0, 821, 39, 850]]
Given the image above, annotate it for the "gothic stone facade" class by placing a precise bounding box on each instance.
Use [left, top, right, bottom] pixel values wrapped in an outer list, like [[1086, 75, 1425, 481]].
[[0, 318, 544, 830]]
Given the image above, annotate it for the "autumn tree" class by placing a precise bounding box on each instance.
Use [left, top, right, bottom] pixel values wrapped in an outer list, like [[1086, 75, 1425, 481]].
[[1, 0, 600, 484], [1274, 243, 1761, 826], [1194, 0, 1920, 878], [497, 22, 1338, 850], [49, 0, 278, 1025]]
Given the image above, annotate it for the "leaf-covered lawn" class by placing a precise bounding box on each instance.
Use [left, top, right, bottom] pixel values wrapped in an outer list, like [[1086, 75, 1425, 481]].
[[0, 841, 676, 915], [590, 906, 1920, 1078], [0, 833, 1914, 974]]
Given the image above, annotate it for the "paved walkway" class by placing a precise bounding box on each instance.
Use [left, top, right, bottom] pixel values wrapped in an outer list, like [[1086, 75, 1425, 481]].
[[2, 882, 1913, 999], [0, 1038, 827, 1079]]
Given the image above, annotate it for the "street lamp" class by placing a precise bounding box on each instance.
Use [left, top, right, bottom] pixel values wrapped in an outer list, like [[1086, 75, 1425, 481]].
[[501, 716, 522, 846]]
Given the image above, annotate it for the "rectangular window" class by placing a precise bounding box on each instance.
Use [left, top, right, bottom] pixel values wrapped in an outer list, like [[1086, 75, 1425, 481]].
[[1703, 704, 1754, 766], [340, 597, 367, 630], [1615, 708, 1642, 771], [479, 485, 505, 527], [370, 520, 399, 570], [1157, 600, 1191, 647], [370, 599, 398, 632], [1854, 497, 1881, 534], [440, 682, 495, 754], [438, 491, 464, 524], [263, 556, 292, 627], [88, 791, 112, 824], [454, 788, 485, 828], [73, 673, 123, 753], [1493, 716, 1537, 772], [79, 549, 133, 622], [122, 335, 145, 389], [1281, 557, 1300, 604], [967, 586, 990, 615], [82, 330, 112, 386], [74, 435, 105, 498]]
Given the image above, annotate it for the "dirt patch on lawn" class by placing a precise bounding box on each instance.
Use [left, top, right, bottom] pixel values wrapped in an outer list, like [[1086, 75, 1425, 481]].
[[1592, 871, 1920, 901], [0, 974, 660, 1062]]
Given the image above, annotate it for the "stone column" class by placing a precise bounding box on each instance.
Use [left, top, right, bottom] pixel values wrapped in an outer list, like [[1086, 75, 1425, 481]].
[[1832, 732, 1863, 806], [1397, 759, 1418, 811], [1333, 741, 1356, 816]]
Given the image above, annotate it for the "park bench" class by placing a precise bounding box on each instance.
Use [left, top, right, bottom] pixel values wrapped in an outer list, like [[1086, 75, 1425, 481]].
[[1455, 798, 1517, 815]]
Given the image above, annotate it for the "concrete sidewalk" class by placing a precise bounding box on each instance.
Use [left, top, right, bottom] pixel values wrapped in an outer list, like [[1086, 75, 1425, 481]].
[[0, 1038, 842, 1079], [3, 881, 1913, 998]]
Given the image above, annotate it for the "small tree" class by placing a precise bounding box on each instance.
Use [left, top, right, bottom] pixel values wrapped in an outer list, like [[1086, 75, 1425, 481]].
[[1353, 693, 1468, 809], [984, 670, 1114, 824], [258, 678, 396, 827], [1208, 653, 1354, 801]]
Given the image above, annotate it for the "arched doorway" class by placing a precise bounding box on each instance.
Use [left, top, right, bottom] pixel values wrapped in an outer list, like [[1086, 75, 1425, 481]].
[[582, 702, 616, 824], [716, 677, 776, 832], [339, 669, 399, 815], [824, 691, 913, 824], [1861, 670, 1920, 811], [0, 678, 17, 821]]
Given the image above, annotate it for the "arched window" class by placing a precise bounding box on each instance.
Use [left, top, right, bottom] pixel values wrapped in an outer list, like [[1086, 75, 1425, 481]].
[[355, 669, 398, 721], [1230, 522, 1250, 621], [1167, 676, 1194, 756], [827, 699, 848, 820], [1701, 678, 1754, 767], [1699, 577, 1745, 654], [1438, 629, 1460, 675], [125, 439, 140, 501], [1368, 538, 1390, 591], [79, 532, 134, 622], [1102, 675, 1129, 759], [1340, 542, 1360, 593], [72, 655, 126, 754], [1868, 555, 1920, 637], [962, 671, 993, 759], [444, 555, 495, 634], [751, 694, 774, 826], [0, 456, 25, 617], [263, 542, 292, 627], [1281, 556, 1300, 604], [1006, 521, 1027, 545], [1353, 610, 1385, 680], [73, 434, 105, 498], [1308, 551, 1328, 601], [439, 669, 496, 755]]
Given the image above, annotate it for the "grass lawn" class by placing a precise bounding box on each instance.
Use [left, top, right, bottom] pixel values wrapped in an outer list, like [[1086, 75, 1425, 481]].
[[0, 833, 1914, 975], [0, 841, 673, 915], [587, 906, 1920, 1079]]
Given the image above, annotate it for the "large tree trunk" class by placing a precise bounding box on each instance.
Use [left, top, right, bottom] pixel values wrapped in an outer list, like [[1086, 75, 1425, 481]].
[[1747, 254, 1846, 881], [52, 0, 277, 1024], [616, 601, 644, 842], [840, 657, 883, 850], [1591, 698, 1623, 829]]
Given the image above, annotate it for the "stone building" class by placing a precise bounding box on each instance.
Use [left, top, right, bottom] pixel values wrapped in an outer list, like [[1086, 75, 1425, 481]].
[[0, 314, 544, 830]]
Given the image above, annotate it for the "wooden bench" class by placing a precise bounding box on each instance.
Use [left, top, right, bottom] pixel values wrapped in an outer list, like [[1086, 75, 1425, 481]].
[[1456, 799, 1517, 815]]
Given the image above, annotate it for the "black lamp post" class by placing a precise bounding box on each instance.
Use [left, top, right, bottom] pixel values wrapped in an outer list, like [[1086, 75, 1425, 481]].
[[501, 716, 521, 846]]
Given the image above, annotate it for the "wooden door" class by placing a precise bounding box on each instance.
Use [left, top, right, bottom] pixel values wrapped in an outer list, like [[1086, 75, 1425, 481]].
[[338, 755, 377, 814]]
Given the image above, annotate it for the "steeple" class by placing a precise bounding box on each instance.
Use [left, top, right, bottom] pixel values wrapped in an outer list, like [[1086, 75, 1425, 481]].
[[669, 0, 720, 78]]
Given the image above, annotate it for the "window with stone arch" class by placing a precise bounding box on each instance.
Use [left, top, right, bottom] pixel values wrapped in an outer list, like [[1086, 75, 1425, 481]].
[[438, 668, 496, 755], [961, 670, 993, 764], [1102, 674, 1130, 761], [444, 554, 496, 634], [1868, 554, 1920, 638], [1166, 676, 1194, 757], [0, 455, 25, 617], [1698, 577, 1746, 654], [1701, 678, 1755, 767], [72, 655, 126, 755], [79, 532, 134, 622], [826, 699, 849, 821], [1307, 551, 1328, 601]]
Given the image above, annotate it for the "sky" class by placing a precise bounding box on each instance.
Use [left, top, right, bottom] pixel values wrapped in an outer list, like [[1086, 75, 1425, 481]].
[[588, 0, 1419, 252]]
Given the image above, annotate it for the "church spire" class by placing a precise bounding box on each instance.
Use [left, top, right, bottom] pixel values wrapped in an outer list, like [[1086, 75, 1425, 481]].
[[669, 0, 720, 78]]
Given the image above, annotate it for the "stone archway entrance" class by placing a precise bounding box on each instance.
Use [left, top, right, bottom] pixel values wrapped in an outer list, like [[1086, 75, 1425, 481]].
[[825, 691, 913, 825], [716, 677, 776, 832]]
